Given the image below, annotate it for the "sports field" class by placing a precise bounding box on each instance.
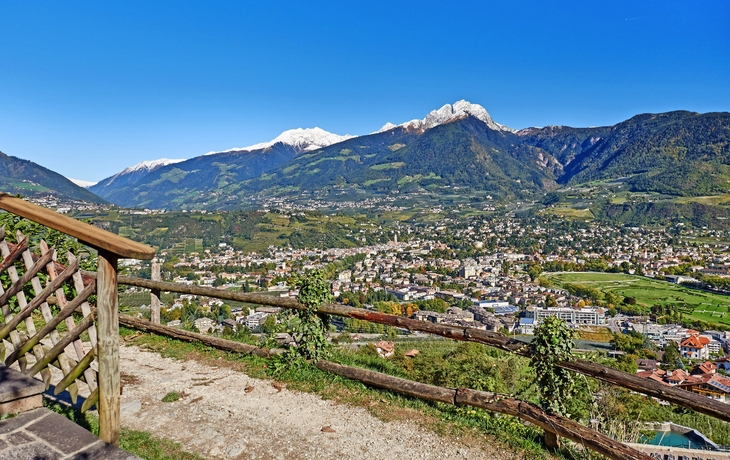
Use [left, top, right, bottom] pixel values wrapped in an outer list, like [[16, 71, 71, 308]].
[[546, 272, 730, 326]]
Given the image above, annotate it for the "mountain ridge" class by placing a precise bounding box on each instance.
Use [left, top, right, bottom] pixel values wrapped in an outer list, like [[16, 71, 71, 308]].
[[0, 151, 107, 204]]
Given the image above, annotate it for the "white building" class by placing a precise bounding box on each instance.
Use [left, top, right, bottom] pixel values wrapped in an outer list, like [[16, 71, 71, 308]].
[[527, 306, 606, 326]]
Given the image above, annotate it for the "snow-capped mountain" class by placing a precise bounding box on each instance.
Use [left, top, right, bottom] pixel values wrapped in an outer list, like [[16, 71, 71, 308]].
[[120, 158, 186, 175], [68, 178, 98, 188], [207, 127, 354, 155], [89, 158, 185, 197], [378, 100, 515, 134]]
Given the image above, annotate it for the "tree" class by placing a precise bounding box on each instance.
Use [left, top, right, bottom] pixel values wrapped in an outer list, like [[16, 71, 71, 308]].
[[662, 341, 681, 369], [610, 331, 645, 354], [261, 315, 278, 334]]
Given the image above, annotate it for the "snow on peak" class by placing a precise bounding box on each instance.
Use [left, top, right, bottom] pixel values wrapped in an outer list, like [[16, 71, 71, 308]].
[[68, 178, 98, 188], [207, 127, 354, 155], [121, 158, 186, 174], [376, 122, 398, 134], [377, 100, 515, 134]]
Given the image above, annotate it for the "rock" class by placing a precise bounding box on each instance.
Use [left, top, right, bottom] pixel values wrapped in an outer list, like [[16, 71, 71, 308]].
[[120, 400, 142, 416], [226, 444, 244, 457]]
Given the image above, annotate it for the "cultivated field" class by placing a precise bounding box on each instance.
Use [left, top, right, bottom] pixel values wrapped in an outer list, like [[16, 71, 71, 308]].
[[546, 272, 730, 326]]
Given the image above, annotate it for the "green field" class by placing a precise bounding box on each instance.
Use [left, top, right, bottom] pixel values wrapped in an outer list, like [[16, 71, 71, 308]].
[[546, 272, 730, 326]]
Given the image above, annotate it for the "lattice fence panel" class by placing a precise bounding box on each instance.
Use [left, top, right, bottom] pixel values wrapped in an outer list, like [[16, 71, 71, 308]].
[[0, 226, 99, 412]]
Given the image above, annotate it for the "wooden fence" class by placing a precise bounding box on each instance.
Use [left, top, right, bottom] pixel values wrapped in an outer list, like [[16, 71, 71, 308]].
[[111, 275, 730, 459], [0, 194, 155, 445], [0, 193, 722, 458]]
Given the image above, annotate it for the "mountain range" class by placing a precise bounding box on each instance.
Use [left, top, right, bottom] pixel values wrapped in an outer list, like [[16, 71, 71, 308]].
[[2, 101, 729, 211]]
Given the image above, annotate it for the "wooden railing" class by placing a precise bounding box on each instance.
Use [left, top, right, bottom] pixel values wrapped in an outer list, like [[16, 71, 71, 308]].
[[1, 193, 719, 457], [0, 194, 155, 445], [112, 276, 730, 460]]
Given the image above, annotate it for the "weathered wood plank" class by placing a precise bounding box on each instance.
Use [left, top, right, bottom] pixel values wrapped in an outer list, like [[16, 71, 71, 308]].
[[0, 255, 78, 341], [54, 347, 96, 397], [315, 360, 456, 404], [26, 312, 95, 378], [97, 250, 120, 445], [4, 280, 96, 367], [0, 193, 155, 260]]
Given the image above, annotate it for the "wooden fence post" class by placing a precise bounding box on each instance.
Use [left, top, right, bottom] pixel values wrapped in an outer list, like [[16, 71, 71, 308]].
[[544, 431, 560, 449], [150, 260, 161, 324], [97, 250, 120, 446]]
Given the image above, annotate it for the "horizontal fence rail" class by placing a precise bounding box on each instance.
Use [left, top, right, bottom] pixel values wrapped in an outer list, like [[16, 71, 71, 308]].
[[116, 315, 652, 460], [114, 275, 730, 424]]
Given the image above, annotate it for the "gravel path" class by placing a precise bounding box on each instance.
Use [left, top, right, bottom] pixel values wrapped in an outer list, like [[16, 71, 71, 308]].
[[118, 344, 525, 460]]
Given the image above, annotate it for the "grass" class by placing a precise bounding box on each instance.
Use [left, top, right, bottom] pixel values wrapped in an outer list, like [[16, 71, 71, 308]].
[[161, 391, 182, 402], [540, 206, 594, 220], [42, 398, 203, 460], [546, 272, 730, 326]]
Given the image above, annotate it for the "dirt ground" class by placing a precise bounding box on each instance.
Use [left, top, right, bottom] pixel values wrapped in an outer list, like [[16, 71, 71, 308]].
[[118, 344, 526, 460]]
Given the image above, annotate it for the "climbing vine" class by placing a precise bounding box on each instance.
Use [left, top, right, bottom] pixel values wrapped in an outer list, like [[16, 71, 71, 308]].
[[274, 270, 333, 371], [530, 316, 576, 416]]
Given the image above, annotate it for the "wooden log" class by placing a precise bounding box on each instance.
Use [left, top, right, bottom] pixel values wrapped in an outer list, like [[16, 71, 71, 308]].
[[118, 315, 279, 358], [114, 275, 303, 310], [315, 360, 456, 404], [97, 250, 120, 446], [315, 361, 651, 460], [150, 261, 161, 324], [112, 275, 730, 423]]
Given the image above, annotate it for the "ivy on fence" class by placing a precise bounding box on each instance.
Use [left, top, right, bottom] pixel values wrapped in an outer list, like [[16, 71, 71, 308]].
[[530, 316, 576, 417], [273, 271, 333, 372]]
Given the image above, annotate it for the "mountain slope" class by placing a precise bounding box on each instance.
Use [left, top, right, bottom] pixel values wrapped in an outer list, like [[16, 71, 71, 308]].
[[87, 104, 730, 210], [93, 128, 353, 208], [0, 151, 107, 203], [90, 158, 185, 198], [218, 115, 561, 206], [557, 111, 730, 194], [98, 143, 300, 209]]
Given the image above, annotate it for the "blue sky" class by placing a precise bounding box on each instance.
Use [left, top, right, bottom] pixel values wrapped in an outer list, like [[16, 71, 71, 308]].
[[1, 1, 728, 182]]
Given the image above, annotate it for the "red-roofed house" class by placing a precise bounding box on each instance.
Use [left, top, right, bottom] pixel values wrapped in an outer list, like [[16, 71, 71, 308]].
[[680, 335, 710, 360], [692, 361, 717, 375], [679, 374, 730, 403], [665, 369, 690, 385]]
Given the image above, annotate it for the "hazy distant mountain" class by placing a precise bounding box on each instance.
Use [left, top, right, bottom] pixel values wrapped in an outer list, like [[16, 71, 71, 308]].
[[0, 151, 107, 203]]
